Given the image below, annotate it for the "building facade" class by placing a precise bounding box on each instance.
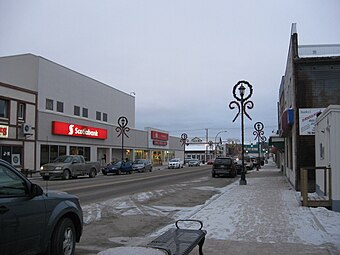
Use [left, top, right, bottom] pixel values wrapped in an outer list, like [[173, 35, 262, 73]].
[[278, 24, 340, 190], [0, 54, 183, 170]]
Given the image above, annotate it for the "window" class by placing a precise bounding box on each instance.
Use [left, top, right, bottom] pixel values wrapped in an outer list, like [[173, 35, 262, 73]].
[[103, 113, 108, 122], [70, 146, 90, 161], [74, 106, 80, 116], [96, 111, 101, 121], [82, 108, 88, 118], [46, 98, 53, 110], [0, 165, 26, 197], [57, 101, 64, 113], [17, 102, 25, 121], [0, 99, 9, 118], [40, 145, 67, 166]]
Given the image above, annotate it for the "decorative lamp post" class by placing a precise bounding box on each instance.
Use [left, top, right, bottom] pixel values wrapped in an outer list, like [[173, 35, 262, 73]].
[[253, 121, 266, 170], [229, 80, 254, 185], [116, 116, 130, 162], [214, 131, 227, 158], [180, 133, 188, 161]]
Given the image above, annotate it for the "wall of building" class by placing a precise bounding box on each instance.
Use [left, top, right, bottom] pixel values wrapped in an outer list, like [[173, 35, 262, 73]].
[[315, 105, 340, 212]]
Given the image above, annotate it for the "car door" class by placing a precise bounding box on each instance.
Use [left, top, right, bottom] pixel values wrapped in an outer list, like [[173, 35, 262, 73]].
[[0, 163, 46, 255]]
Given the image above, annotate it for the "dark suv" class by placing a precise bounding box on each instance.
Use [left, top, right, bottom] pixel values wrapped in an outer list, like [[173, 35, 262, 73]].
[[212, 157, 237, 178], [0, 159, 83, 255]]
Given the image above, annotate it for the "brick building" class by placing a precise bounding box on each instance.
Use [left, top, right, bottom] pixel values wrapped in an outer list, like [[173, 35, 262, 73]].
[[278, 24, 340, 190]]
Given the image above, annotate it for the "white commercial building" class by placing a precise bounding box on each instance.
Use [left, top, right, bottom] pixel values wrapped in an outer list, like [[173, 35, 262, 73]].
[[315, 105, 340, 212], [0, 54, 183, 170]]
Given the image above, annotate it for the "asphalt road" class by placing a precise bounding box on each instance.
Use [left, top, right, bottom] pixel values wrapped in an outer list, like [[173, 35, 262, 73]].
[[32, 165, 236, 254], [32, 165, 212, 205]]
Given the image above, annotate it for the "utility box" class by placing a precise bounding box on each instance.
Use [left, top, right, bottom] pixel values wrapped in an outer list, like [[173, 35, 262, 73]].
[[315, 105, 340, 212]]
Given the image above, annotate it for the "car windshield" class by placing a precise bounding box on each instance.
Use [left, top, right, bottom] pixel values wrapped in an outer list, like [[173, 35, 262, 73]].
[[112, 161, 122, 167], [133, 160, 144, 164], [214, 158, 232, 165], [53, 156, 73, 163], [170, 159, 179, 162]]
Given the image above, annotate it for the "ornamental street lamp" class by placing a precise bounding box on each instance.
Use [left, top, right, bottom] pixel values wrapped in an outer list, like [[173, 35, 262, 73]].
[[116, 116, 130, 162], [253, 121, 267, 170], [229, 80, 254, 185], [214, 131, 227, 158], [180, 133, 188, 160]]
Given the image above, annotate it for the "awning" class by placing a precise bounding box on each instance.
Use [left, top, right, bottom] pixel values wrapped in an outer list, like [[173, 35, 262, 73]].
[[268, 136, 285, 152]]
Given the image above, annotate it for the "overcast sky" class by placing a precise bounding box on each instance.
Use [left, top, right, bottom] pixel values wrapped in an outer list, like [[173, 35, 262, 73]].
[[1, 0, 339, 143]]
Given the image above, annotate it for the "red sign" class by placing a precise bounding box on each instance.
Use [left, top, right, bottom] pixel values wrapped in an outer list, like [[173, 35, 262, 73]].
[[52, 121, 107, 139], [153, 140, 167, 146], [151, 131, 168, 141], [0, 125, 9, 138]]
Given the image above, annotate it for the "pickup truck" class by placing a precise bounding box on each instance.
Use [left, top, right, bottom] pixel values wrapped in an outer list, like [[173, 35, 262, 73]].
[[40, 155, 100, 180]]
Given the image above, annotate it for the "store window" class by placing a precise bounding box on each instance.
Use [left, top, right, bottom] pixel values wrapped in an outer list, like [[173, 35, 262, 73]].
[[46, 98, 53, 110], [40, 145, 67, 166], [0, 98, 9, 119], [74, 105, 80, 116], [0, 146, 23, 166], [57, 101, 64, 113], [17, 102, 25, 121], [70, 146, 90, 161]]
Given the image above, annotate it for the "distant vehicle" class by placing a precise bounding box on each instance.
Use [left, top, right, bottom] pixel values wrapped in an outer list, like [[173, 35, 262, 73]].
[[132, 159, 152, 172], [212, 157, 237, 178], [102, 160, 133, 175], [168, 158, 184, 169], [206, 159, 214, 165], [0, 159, 83, 255], [188, 159, 200, 167], [40, 155, 100, 180], [235, 156, 253, 171]]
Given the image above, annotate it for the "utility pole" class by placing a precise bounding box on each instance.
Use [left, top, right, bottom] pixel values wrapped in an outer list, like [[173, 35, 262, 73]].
[[205, 128, 208, 162]]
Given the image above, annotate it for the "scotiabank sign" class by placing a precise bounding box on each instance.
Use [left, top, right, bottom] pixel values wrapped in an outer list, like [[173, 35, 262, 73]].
[[52, 121, 107, 140]]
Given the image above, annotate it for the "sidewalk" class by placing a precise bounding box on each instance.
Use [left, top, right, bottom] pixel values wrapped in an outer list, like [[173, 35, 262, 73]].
[[190, 160, 340, 255], [97, 160, 340, 255]]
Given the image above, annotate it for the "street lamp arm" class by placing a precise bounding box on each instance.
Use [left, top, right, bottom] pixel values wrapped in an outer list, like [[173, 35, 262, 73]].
[[229, 101, 241, 123], [243, 100, 254, 121]]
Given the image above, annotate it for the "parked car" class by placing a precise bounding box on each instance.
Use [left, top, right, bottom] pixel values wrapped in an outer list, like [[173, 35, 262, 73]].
[[206, 159, 214, 165], [212, 157, 237, 178], [188, 159, 200, 167], [102, 160, 133, 175], [168, 158, 184, 169], [132, 159, 152, 172], [0, 159, 83, 255], [40, 155, 100, 180]]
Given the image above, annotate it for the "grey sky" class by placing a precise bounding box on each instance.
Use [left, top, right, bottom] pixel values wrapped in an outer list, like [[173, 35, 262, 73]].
[[1, 0, 339, 143]]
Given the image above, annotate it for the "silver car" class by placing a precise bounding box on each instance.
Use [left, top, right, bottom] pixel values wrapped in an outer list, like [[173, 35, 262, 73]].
[[132, 159, 152, 172]]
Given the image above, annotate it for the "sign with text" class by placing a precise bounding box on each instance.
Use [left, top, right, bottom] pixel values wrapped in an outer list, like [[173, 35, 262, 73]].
[[52, 121, 107, 139], [299, 108, 325, 135], [151, 130, 169, 141], [0, 125, 9, 138]]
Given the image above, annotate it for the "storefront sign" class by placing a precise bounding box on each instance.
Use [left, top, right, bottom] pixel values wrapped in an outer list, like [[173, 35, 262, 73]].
[[299, 108, 325, 135], [153, 140, 167, 146], [151, 131, 168, 141], [0, 125, 9, 138], [52, 121, 107, 139]]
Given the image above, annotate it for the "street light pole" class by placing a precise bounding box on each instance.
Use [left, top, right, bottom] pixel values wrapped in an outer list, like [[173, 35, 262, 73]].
[[229, 80, 254, 185], [180, 133, 188, 161], [116, 116, 130, 162], [253, 122, 266, 170], [214, 130, 227, 158]]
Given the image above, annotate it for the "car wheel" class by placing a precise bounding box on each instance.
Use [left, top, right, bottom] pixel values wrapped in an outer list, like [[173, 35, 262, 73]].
[[62, 170, 70, 180], [212, 171, 216, 178], [42, 176, 50, 180], [51, 217, 76, 255], [89, 168, 96, 178], [149, 167, 152, 172], [116, 169, 121, 175], [103, 172, 107, 175]]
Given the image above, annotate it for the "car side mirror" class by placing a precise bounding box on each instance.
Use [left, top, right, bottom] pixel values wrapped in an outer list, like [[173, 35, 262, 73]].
[[31, 183, 43, 197]]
